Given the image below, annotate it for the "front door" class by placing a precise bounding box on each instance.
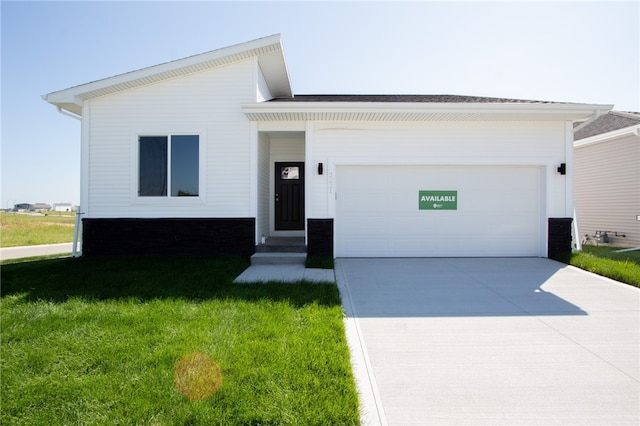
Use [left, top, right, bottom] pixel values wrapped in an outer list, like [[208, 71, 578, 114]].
[[275, 162, 305, 230]]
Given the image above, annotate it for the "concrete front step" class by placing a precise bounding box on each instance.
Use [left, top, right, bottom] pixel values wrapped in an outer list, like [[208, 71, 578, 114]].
[[251, 252, 307, 265], [255, 244, 307, 253], [255, 237, 306, 253]]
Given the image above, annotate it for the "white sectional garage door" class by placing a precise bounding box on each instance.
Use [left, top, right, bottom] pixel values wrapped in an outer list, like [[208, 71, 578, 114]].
[[335, 165, 544, 257]]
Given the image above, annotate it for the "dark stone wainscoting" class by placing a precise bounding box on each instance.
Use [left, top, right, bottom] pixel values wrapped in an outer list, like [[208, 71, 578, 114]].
[[307, 218, 334, 258], [548, 217, 573, 259], [82, 218, 255, 257]]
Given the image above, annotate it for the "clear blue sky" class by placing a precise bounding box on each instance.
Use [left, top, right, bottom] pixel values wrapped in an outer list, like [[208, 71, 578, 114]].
[[2, 1, 638, 209]]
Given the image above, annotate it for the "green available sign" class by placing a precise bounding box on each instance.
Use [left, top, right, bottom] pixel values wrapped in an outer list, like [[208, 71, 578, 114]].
[[419, 190, 458, 210]]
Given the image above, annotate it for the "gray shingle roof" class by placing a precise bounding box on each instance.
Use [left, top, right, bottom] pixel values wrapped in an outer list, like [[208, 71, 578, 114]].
[[269, 94, 565, 104], [574, 111, 640, 140]]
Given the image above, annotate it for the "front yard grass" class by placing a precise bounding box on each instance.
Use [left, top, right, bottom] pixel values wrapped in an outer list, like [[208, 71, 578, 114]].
[[565, 246, 640, 288], [305, 255, 335, 269], [1, 256, 360, 425], [0, 212, 75, 247]]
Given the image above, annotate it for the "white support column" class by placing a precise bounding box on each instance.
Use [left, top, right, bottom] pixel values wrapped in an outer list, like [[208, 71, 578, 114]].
[[565, 121, 577, 251], [303, 122, 313, 243], [565, 121, 575, 217], [248, 121, 259, 244]]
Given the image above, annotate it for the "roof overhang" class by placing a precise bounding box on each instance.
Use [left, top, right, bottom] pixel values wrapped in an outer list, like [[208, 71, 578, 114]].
[[575, 124, 640, 148], [242, 101, 613, 122], [43, 34, 292, 116]]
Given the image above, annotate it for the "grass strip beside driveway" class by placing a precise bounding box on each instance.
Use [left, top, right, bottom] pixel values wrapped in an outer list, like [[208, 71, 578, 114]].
[[563, 246, 640, 288], [1, 257, 360, 425]]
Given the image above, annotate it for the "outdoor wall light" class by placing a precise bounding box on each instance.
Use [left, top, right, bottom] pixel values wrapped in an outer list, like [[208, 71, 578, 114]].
[[557, 163, 566, 175], [318, 163, 323, 175]]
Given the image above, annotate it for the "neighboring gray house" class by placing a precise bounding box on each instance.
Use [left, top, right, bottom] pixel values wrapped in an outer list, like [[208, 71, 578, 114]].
[[574, 111, 640, 247], [43, 35, 611, 258], [33, 203, 52, 211], [13, 203, 34, 212]]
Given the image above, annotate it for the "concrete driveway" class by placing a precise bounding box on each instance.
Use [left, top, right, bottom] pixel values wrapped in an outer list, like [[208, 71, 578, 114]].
[[336, 258, 639, 425]]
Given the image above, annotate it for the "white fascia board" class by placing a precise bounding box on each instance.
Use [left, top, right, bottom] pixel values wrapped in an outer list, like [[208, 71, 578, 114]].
[[574, 124, 640, 148], [242, 101, 613, 122], [43, 34, 290, 115]]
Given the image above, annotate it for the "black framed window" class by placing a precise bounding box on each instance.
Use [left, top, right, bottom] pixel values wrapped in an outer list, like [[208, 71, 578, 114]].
[[138, 135, 199, 197]]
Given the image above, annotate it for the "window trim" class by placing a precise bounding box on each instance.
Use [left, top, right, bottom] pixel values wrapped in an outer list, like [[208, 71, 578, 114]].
[[131, 130, 206, 205]]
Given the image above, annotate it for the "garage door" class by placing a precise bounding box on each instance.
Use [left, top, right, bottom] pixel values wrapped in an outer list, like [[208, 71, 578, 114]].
[[335, 165, 543, 257]]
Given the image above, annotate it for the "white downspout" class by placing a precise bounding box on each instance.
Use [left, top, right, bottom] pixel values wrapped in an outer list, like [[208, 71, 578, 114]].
[[573, 207, 582, 252], [72, 212, 83, 257], [56, 106, 82, 121]]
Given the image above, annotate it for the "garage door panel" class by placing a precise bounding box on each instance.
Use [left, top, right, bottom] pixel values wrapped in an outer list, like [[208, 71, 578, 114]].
[[343, 217, 388, 234], [390, 240, 436, 257], [454, 213, 536, 234], [392, 216, 435, 234], [336, 165, 543, 257], [434, 238, 471, 256], [431, 237, 536, 257]]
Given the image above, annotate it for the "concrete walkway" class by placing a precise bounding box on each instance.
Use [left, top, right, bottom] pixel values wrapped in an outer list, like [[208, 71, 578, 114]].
[[0, 242, 76, 260], [233, 264, 335, 283], [336, 258, 639, 425]]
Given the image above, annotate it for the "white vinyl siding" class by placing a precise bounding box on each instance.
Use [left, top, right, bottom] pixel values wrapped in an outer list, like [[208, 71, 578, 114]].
[[86, 59, 256, 218], [575, 135, 640, 246], [269, 133, 305, 159], [306, 121, 567, 219]]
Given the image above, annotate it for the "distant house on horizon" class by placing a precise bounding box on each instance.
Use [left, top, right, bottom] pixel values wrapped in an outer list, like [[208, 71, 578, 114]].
[[574, 111, 640, 247], [13, 203, 34, 212], [53, 202, 74, 212], [33, 203, 52, 211]]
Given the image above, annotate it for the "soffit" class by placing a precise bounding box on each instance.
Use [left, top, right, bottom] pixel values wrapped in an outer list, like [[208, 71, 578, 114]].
[[242, 102, 613, 122]]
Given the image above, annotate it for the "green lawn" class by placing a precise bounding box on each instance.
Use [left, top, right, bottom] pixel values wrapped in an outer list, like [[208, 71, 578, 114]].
[[0, 212, 75, 247], [1, 256, 360, 425], [567, 246, 640, 288]]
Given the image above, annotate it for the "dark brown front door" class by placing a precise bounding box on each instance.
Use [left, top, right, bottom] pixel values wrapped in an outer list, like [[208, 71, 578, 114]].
[[275, 162, 304, 230]]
